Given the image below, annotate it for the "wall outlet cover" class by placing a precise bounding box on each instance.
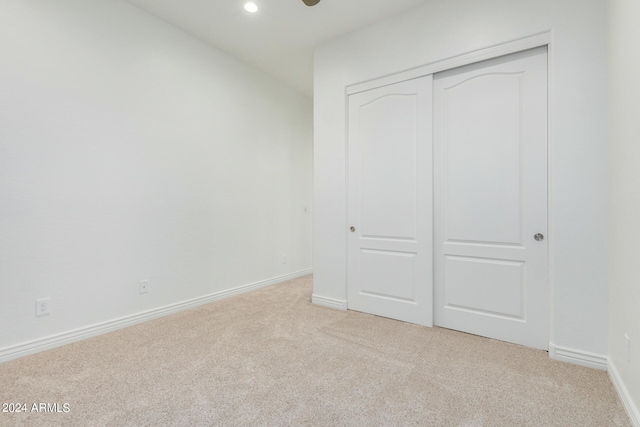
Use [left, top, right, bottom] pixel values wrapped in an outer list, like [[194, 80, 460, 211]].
[[624, 333, 631, 362], [36, 298, 50, 316], [139, 279, 149, 294]]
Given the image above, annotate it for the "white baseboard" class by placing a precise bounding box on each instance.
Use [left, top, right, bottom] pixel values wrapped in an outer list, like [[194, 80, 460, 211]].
[[0, 269, 312, 364], [311, 294, 348, 310], [548, 343, 608, 370], [608, 358, 640, 427]]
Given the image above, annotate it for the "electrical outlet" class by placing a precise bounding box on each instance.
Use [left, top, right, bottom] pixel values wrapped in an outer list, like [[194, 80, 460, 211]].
[[139, 279, 149, 294], [624, 334, 631, 363], [36, 298, 50, 316], [282, 255, 287, 264]]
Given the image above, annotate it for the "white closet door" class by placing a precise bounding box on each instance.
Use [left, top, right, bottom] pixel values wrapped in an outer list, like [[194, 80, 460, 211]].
[[433, 47, 548, 349], [347, 76, 433, 326]]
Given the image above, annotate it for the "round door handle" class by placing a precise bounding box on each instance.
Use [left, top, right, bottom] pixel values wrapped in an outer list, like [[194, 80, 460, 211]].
[[534, 233, 544, 241], [350, 226, 356, 233]]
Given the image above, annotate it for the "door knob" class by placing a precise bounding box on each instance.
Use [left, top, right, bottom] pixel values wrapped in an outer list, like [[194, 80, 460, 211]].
[[534, 233, 544, 241], [350, 226, 355, 232]]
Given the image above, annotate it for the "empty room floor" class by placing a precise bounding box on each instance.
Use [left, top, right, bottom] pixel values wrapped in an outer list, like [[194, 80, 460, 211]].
[[0, 275, 630, 426]]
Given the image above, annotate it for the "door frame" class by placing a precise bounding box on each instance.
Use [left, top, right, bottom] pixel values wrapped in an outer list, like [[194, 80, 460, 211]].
[[345, 32, 553, 349]]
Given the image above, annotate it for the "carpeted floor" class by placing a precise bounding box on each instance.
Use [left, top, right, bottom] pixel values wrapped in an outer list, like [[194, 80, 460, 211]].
[[0, 275, 631, 426]]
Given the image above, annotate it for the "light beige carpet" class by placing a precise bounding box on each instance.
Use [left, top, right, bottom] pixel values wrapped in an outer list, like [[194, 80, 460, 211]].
[[0, 275, 631, 426]]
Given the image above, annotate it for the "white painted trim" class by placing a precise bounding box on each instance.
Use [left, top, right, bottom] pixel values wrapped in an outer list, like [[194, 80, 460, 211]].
[[608, 358, 640, 427], [0, 269, 312, 363], [312, 294, 348, 310], [548, 343, 608, 370], [546, 29, 556, 361], [347, 31, 551, 95]]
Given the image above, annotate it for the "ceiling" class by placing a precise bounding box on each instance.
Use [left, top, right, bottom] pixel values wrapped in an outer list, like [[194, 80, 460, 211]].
[[123, 0, 426, 96]]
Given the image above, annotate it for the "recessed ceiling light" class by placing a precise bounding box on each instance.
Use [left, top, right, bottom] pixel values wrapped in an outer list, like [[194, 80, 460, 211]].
[[244, 2, 258, 13]]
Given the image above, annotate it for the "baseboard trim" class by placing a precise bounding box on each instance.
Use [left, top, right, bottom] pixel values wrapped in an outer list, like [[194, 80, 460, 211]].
[[0, 269, 312, 364], [608, 358, 640, 427], [311, 294, 348, 310], [548, 343, 608, 370]]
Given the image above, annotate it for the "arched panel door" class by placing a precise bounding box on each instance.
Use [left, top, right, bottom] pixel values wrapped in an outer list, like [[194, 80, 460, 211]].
[[433, 47, 548, 349], [347, 76, 433, 326]]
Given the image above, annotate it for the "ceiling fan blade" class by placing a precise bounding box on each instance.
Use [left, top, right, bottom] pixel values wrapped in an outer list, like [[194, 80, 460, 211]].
[[301, 0, 321, 6]]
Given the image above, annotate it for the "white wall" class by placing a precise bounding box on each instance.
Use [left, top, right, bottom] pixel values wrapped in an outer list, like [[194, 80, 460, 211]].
[[608, 0, 640, 421], [0, 0, 312, 354], [313, 0, 609, 356]]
